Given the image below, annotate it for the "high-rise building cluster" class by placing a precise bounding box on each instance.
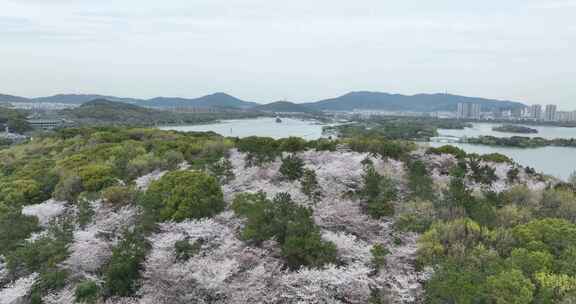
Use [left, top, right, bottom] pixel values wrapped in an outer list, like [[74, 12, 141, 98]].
[[456, 102, 575, 122], [457, 103, 481, 120], [525, 104, 575, 122]]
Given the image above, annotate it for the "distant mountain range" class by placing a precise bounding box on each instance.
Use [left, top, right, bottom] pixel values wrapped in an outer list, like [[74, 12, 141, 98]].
[[0, 91, 526, 112], [303, 91, 525, 112]]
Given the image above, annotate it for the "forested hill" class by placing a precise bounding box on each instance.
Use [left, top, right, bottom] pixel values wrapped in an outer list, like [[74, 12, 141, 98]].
[[303, 91, 525, 112], [1, 126, 574, 303], [60, 99, 175, 125], [59, 99, 261, 126], [140, 93, 259, 109]]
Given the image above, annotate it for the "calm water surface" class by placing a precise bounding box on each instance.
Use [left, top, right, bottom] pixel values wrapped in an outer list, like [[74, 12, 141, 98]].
[[159, 117, 329, 140], [439, 122, 576, 139]]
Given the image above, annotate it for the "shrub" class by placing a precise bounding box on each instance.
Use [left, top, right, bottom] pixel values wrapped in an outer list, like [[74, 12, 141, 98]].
[[395, 200, 436, 233], [512, 219, 576, 256], [104, 231, 148, 297], [146, 170, 225, 222], [163, 150, 185, 170], [507, 167, 520, 183], [307, 138, 338, 151], [75, 280, 100, 304], [102, 185, 137, 206], [209, 158, 235, 184], [6, 217, 73, 276], [486, 269, 535, 304], [0, 210, 40, 255], [407, 159, 435, 201], [33, 269, 68, 296], [232, 192, 337, 269], [77, 197, 95, 228], [78, 164, 116, 192], [281, 231, 337, 270], [538, 189, 576, 222], [427, 145, 467, 159], [371, 244, 390, 270], [479, 153, 513, 164], [236, 136, 279, 166], [279, 155, 305, 181], [278, 137, 307, 153], [301, 168, 322, 203], [507, 248, 553, 277], [174, 238, 202, 261], [0, 179, 43, 206], [347, 137, 414, 159], [54, 175, 83, 202], [494, 205, 532, 228], [126, 153, 165, 180], [361, 164, 398, 218]]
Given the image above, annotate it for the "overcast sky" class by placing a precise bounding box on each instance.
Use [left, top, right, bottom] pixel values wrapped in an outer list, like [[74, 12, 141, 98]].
[[1, 0, 575, 108]]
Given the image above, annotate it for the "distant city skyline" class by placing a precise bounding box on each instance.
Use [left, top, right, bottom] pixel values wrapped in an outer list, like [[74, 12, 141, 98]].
[[2, 0, 575, 108]]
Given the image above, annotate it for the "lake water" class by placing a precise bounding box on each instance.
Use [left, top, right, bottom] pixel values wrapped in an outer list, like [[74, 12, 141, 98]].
[[160, 119, 576, 181], [159, 117, 328, 140], [435, 123, 576, 180], [439, 122, 576, 139], [427, 142, 575, 180]]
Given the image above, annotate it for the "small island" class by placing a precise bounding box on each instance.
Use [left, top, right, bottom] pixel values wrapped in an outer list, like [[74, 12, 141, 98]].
[[492, 124, 538, 134]]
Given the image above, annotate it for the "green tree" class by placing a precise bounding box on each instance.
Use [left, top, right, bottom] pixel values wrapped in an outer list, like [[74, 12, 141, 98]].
[[513, 219, 576, 256], [163, 150, 185, 170], [407, 159, 436, 201], [53, 175, 83, 202], [281, 231, 337, 270], [0, 210, 40, 256], [425, 261, 487, 304], [361, 163, 398, 218], [236, 136, 279, 166], [371, 244, 390, 270], [0, 179, 43, 206], [279, 155, 305, 181], [209, 158, 235, 184], [146, 170, 225, 222], [507, 248, 554, 277], [78, 164, 116, 192], [301, 168, 322, 203], [278, 137, 307, 153], [174, 238, 202, 261], [232, 192, 336, 269], [102, 185, 137, 206], [486, 269, 535, 304], [103, 231, 147, 297], [75, 280, 100, 304]]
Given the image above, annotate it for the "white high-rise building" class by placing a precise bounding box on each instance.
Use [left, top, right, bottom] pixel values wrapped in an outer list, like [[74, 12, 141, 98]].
[[557, 111, 576, 122], [528, 104, 543, 120], [544, 104, 558, 121], [457, 103, 481, 120]]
